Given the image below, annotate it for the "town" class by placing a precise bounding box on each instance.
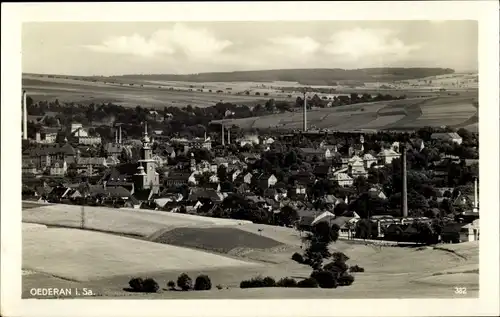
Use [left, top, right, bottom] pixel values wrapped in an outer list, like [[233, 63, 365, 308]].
[[21, 91, 480, 245]]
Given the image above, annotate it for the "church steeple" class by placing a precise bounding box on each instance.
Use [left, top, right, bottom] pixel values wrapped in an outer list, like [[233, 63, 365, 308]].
[[141, 121, 152, 160]]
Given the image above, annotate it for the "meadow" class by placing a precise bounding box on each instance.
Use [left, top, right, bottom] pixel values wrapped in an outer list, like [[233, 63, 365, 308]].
[[22, 73, 475, 111], [22, 202, 478, 299]]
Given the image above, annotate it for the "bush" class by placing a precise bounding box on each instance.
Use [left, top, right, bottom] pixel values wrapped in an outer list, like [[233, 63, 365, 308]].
[[291, 252, 305, 264], [240, 280, 252, 289], [262, 276, 276, 287], [128, 277, 144, 292], [240, 276, 275, 288], [349, 265, 365, 273], [167, 280, 176, 290], [338, 274, 355, 286], [216, 284, 223, 290], [194, 275, 212, 291], [323, 261, 349, 277], [177, 273, 193, 291], [297, 277, 319, 288], [142, 278, 160, 293], [310, 270, 338, 289], [276, 277, 297, 288], [331, 252, 350, 263]]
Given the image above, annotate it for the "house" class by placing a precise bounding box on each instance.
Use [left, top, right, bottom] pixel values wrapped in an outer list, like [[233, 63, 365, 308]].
[[431, 132, 463, 145], [378, 148, 401, 165], [229, 169, 242, 182], [188, 188, 223, 204], [254, 174, 278, 189], [75, 157, 108, 175], [368, 187, 387, 200], [332, 173, 353, 187], [299, 148, 331, 161], [22, 160, 38, 175], [49, 160, 67, 176], [23, 144, 77, 169], [105, 143, 123, 158], [163, 146, 176, 159], [35, 127, 60, 144], [350, 159, 368, 178], [263, 137, 275, 145], [243, 172, 253, 184], [362, 153, 378, 169], [237, 134, 260, 147], [241, 152, 261, 164]]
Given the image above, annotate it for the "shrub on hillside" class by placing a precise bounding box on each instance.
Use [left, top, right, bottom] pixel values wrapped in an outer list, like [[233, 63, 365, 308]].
[[194, 275, 212, 291], [291, 252, 304, 264], [338, 274, 355, 286], [310, 270, 338, 289], [349, 265, 365, 273], [240, 276, 276, 288], [128, 277, 144, 292], [240, 280, 252, 289], [331, 252, 350, 263], [297, 277, 319, 288], [142, 278, 160, 293], [177, 273, 193, 291], [167, 280, 176, 290], [276, 277, 298, 288], [262, 276, 276, 287], [324, 261, 349, 277], [216, 284, 223, 290]]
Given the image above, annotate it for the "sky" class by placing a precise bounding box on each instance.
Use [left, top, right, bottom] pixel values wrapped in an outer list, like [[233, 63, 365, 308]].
[[22, 20, 478, 76]]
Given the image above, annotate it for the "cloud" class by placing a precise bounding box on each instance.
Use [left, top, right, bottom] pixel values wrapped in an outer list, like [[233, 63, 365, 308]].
[[81, 25, 423, 73], [323, 28, 420, 62], [268, 36, 320, 55], [83, 23, 232, 59]]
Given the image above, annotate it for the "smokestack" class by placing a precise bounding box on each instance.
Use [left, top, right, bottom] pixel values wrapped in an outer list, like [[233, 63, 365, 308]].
[[401, 145, 408, 218], [303, 91, 307, 132], [221, 124, 225, 146], [473, 177, 479, 212], [22, 90, 27, 140], [115, 129, 118, 144], [144, 122, 148, 136], [227, 128, 231, 144], [119, 125, 122, 144]]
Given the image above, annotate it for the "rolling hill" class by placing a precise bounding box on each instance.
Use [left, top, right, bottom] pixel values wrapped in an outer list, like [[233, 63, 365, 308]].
[[108, 68, 456, 85], [211, 94, 479, 132]]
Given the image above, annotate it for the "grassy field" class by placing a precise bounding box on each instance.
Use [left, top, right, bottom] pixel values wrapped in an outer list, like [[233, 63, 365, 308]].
[[212, 93, 478, 132], [22, 73, 476, 111], [22, 203, 252, 237], [22, 203, 478, 299]]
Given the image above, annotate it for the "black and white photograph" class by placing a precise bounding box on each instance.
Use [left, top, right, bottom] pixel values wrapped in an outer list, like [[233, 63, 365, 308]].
[[1, 2, 499, 317]]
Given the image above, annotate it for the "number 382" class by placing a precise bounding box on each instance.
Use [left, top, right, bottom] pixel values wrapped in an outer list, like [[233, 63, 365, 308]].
[[454, 287, 467, 295]]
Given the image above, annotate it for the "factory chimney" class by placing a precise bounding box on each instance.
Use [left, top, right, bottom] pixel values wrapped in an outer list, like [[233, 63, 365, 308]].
[[22, 90, 28, 140], [401, 144, 408, 218], [119, 125, 122, 144], [303, 91, 307, 132], [227, 128, 231, 145], [221, 124, 225, 146], [473, 177, 479, 213], [115, 128, 118, 144]]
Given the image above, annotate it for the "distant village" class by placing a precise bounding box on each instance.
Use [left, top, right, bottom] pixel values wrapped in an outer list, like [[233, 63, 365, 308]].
[[21, 94, 480, 246]]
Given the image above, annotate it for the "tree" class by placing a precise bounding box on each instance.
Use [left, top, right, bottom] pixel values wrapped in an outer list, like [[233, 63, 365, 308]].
[[217, 165, 228, 183], [265, 99, 276, 112], [333, 202, 348, 216], [277, 205, 298, 227]]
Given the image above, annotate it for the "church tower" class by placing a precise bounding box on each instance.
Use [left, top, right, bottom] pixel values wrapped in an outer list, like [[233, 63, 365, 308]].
[[133, 122, 159, 194]]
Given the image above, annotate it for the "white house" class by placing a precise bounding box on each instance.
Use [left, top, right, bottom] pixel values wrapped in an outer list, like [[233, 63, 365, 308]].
[[332, 173, 354, 187], [363, 153, 378, 169], [431, 132, 463, 145], [378, 149, 401, 165]]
